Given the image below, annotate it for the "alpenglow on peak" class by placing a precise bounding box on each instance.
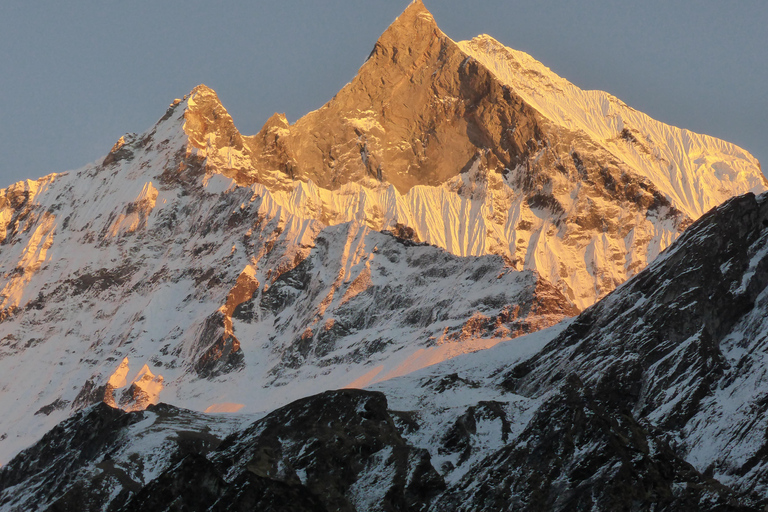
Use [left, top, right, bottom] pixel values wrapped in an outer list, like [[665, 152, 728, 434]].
[[0, 0, 764, 473]]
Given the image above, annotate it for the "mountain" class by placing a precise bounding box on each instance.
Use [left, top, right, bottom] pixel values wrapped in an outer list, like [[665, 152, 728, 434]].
[[117, 0, 767, 315], [3, 190, 767, 510], [187, 0, 765, 310], [0, 1, 766, 507]]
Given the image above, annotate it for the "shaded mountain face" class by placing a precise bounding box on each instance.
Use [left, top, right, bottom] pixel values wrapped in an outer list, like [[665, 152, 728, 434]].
[[4, 193, 767, 512], [500, 191, 768, 496], [0, 1, 766, 504], [7, 213, 768, 512]]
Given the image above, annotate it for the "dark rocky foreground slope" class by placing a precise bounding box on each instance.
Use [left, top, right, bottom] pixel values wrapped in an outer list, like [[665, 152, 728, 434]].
[[0, 392, 442, 512], [0, 392, 754, 512], [3, 191, 768, 511], [502, 191, 768, 494]]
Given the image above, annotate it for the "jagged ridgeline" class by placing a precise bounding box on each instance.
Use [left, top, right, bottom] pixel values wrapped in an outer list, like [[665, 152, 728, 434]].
[[0, 1, 767, 510]]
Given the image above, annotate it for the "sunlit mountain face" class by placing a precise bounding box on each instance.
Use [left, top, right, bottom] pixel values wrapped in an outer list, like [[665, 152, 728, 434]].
[[1, 1, 767, 510]]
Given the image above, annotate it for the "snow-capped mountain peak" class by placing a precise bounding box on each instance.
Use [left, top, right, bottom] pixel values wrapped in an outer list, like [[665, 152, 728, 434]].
[[0, 1, 765, 487]]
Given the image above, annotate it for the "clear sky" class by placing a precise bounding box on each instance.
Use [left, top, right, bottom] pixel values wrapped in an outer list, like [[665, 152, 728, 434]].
[[1, 1, 766, 189]]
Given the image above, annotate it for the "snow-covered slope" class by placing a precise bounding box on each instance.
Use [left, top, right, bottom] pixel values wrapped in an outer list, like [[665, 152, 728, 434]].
[[7, 242, 768, 512], [459, 35, 767, 221], [3, 192, 768, 509], [0, 94, 574, 465], [0, 0, 765, 485]]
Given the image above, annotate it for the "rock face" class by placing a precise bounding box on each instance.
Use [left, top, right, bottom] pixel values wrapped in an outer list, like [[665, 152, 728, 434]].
[[433, 375, 754, 512], [210, 390, 444, 512]]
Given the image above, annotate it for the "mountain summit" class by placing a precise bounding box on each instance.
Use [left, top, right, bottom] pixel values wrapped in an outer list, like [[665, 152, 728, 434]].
[[167, 1, 766, 310], [0, 2, 766, 497]]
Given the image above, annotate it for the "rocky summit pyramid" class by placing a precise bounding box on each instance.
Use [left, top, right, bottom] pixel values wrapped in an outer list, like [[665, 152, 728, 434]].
[[178, 0, 765, 310], [0, 2, 767, 509]]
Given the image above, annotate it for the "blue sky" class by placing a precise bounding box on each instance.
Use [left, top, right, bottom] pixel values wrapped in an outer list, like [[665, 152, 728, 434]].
[[1, 1, 765, 188]]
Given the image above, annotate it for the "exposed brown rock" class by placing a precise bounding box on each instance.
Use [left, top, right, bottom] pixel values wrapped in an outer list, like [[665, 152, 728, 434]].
[[169, 2, 694, 310], [250, 0, 546, 194]]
